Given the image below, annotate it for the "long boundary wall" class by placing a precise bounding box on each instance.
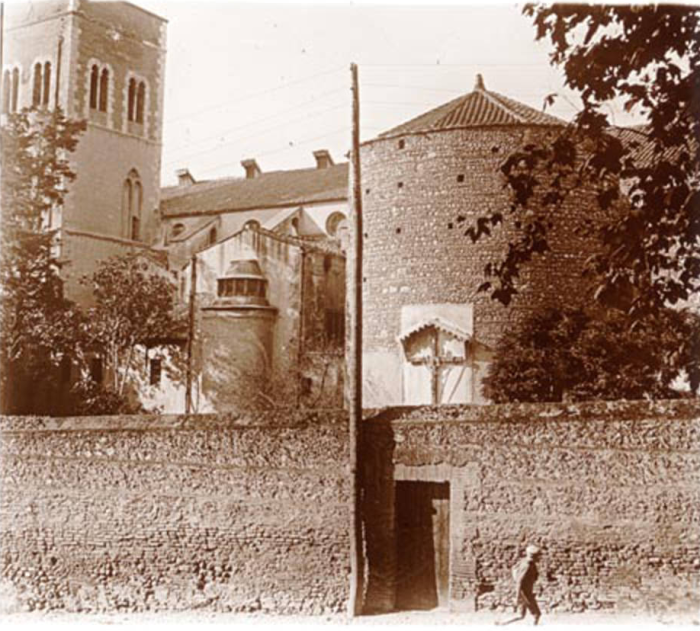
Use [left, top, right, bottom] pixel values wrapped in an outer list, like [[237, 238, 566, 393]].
[[1, 399, 699, 617], [0, 412, 349, 613]]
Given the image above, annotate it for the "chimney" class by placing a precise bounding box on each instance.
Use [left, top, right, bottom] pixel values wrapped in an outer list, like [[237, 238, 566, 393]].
[[313, 149, 334, 169], [175, 168, 196, 187], [474, 73, 485, 91], [241, 159, 262, 179]]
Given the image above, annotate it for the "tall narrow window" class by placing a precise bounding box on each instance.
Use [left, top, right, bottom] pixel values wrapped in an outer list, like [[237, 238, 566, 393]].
[[130, 178, 142, 241], [89, 64, 99, 109], [127, 78, 136, 122], [208, 226, 217, 246], [11, 68, 19, 113], [99, 67, 109, 112], [122, 179, 132, 237], [32, 62, 43, 107], [136, 81, 145, 124], [43, 61, 51, 106], [2, 70, 10, 113]]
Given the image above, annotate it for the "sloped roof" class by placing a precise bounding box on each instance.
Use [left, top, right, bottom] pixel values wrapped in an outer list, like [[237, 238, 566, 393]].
[[161, 163, 349, 218], [398, 316, 472, 344], [377, 74, 565, 139]]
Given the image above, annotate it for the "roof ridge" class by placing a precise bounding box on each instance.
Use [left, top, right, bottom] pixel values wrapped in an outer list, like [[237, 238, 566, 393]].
[[480, 88, 526, 123]]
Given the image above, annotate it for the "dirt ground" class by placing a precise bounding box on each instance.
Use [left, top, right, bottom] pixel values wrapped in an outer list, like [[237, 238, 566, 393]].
[[2, 608, 699, 631]]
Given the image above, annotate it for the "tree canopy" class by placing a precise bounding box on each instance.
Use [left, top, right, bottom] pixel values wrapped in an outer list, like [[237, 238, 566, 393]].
[[79, 253, 184, 402], [465, 4, 699, 318], [483, 304, 700, 403], [0, 109, 85, 413]]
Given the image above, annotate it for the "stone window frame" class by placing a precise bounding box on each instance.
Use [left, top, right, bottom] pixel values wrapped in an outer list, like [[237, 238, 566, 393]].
[[123, 70, 150, 137], [31, 57, 53, 109], [85, 58, 114, 126], [2, 64, 22, 114], [325, 211, 347, 238], [122, 168, 143, 241]]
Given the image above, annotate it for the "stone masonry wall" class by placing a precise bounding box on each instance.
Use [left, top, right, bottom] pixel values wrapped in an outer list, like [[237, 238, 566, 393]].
[[362, 399, 700, 617], [0, 412, 349, 614], [2, 400, 698, 617], [359, 127, 600, 406]]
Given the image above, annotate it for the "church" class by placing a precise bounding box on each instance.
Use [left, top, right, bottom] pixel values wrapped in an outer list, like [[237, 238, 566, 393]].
[[3, 0, 602, 413]]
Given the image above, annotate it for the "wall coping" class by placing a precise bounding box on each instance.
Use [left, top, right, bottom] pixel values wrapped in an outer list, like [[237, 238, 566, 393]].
[[0, 409, 347, 433], [2, 398, 698, 433], [365, 398, 700, 425]]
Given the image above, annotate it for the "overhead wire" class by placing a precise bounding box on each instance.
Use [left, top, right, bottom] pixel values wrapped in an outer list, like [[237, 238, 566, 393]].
[[195, 126, 350, 177], [163, 102, 348, 167], [164, 65, 346, 124], [165, 86, 347, 156]]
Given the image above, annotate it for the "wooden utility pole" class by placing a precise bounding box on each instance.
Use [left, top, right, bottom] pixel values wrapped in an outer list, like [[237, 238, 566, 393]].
[[185, 254, 197, 413], [347, 62, 364, 618]]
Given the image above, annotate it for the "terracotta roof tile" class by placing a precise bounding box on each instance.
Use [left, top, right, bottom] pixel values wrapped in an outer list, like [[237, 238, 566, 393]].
[[377, 79, 565, 138], [161, 163, 348, 217]]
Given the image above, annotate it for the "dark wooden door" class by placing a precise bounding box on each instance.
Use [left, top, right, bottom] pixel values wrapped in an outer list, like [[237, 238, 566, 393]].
[[395, 481, 450, 610]]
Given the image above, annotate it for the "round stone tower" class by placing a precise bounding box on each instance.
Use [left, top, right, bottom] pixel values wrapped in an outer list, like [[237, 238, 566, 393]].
[[360, 75, 597, 407], [200, 258, 277, 411]]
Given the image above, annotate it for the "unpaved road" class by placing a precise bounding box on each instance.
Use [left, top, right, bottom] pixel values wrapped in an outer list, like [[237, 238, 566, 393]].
[[2, 609, 698, 630]]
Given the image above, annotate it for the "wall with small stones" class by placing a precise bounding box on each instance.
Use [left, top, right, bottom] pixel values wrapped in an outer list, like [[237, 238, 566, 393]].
[[359, 126, 601, 407], [0, 412, 349, 614], [362, 398, 700, 617]]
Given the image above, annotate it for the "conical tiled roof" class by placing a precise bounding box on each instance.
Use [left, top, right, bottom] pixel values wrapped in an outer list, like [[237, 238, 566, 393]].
[[378, 74, 565, 138]]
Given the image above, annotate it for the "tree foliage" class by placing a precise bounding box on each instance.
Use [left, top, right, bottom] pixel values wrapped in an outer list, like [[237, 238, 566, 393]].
[[79, 254, 184, 401], [465, 4, 699, 318], [483, 305, 700, 403], [0, 109, 86, 413]]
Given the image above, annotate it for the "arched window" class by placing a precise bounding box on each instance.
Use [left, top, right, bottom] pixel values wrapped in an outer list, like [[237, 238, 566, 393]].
[[32, 62, 43, 107], [208, 226, 217, 246], [11, 68, 19, 113], [2, 70, 11, 113], [127, 78, 136, 121], [99, 68, 109, 112], [122, 170, 142, 241], [325, 211, 347, 237], [122, 179, 132, 234], [43, 62, 51, 106], [243, 219, 260, 230], [131, 181, 142, 240], [171, 223, 185, 238], [136, 81, 145, 124], [89, 64, 99, 109]]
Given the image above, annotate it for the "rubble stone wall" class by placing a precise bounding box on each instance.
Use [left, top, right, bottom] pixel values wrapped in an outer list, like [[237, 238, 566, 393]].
[[2, 399, 698, 618], [0, 412, 349, 614], [362, 399, 700, 616], [359, 127, 600, 407]]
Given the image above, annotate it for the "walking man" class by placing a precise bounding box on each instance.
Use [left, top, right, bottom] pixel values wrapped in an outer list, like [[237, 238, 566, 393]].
[[496, 544, 542, 626]]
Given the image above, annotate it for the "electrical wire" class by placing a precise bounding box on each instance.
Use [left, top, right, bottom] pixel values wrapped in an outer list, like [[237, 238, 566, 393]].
[[165, 87, 347, 156], [164, 102, 348, 167], [195, 127, 350, 177], [164, 65, 345, 124]]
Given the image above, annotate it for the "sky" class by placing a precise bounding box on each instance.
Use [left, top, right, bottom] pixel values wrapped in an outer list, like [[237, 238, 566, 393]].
[[134, 1, 644, 187]]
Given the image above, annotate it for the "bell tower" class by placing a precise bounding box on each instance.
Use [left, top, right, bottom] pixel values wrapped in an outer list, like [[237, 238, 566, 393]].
[[2, 0, 168, 302]]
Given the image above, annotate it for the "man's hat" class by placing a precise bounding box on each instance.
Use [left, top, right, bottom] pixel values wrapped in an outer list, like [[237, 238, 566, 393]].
[[525, 544, 541, 557]]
